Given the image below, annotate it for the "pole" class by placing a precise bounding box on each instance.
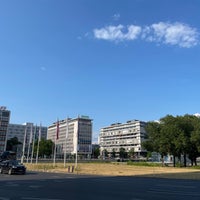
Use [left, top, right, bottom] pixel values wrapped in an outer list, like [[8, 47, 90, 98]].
[[53, 119, 59, 167], [21, 125, 27, 163], [75, 118, 79, 169], [31, 125, 36, 164], [64, 117, 69, 167], [26, 124, 33, 163], [36, 123, 41, 164], [53, 138, 56, 167]]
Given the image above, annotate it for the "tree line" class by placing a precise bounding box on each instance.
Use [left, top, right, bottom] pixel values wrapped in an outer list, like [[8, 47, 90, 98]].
[[143, 114, 200, 167], [6, 137, 54, 158]]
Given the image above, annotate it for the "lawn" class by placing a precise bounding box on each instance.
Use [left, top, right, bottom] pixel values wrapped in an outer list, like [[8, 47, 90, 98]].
[[25, 162, 200, 179]]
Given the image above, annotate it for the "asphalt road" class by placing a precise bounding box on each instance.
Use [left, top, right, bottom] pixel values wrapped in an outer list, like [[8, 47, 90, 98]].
[[0, 171, 200, 200]]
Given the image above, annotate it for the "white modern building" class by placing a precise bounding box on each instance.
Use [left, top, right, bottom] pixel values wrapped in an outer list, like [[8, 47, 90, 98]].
[[47, 116, 93, 158], [99, 120, 147, 157], [0, 106, 10, 154]]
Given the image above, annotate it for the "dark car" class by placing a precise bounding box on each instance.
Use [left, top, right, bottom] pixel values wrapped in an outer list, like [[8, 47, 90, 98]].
[[0, 160, 26, 175], [0, 151, 16, 162]]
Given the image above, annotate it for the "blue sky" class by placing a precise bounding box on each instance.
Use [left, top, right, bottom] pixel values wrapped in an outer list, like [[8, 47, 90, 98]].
[[1, 0, 200, 142]]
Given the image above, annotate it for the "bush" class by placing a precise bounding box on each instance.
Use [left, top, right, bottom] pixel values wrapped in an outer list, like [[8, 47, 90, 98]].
[[127, 161, 162, 167]]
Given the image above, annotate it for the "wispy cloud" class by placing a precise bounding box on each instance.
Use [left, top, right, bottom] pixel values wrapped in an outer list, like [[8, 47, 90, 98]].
[[93, 25, 141, 42], [93, 22, 199, 48], [40, 66, 46, 71], [143, 22, 199, 48], [112, 13, 120, 21]]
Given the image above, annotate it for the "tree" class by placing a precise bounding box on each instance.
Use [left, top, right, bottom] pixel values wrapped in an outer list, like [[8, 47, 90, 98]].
[[189, 116, 200, 165], [6, 137, 22, 152], [143, 121, 168, 165], [175, 115, 195, 167], [146, 151, 152, 161], [102, 149, 108, 159], [143, 114, 200, 167], [119, 147, 127, 159], [111, 149, 116, 158], [93, 147, 100, 158], [128, 148, 135, 159], [159, 115, 183, 167], [34, 139, 54, 158]]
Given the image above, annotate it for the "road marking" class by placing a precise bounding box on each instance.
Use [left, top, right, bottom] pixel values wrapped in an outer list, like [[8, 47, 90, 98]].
[[29, 185, 42, 188], [0, 197, 10, 200]]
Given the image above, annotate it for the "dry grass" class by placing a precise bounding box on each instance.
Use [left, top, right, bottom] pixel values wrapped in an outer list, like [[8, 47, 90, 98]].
[[25, 162, 200, 179]]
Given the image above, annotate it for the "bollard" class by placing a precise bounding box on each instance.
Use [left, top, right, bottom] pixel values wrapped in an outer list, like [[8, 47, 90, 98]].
[[68, 166, 70, 173], [71, 166, 74, 173]]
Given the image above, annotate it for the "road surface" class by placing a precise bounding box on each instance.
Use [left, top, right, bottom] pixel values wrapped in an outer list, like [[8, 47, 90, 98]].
[[0, 171, 200, 200]]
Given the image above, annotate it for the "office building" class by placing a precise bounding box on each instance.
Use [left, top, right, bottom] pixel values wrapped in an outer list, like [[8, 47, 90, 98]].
[[7, 123, 47, 144], [99, 120, 147, 157], [47, 116, 93, 158], [7, 123, 47, 157], [0, 106, 10, 154]]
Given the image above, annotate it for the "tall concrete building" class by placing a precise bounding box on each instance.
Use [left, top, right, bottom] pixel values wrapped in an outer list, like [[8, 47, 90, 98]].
[[0, 106, 10, 154], [47, 116, 93, 158], [99, 120, 147, 157]]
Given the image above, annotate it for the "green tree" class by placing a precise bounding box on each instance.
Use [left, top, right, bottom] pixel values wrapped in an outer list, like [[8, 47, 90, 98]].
[[143, 121, 168, 165], [111, 149, 116, 158], [93, 147, 100, 158], [159, 115, 183, 167], [119, 147, 127, 159], [6, 137, 22, 152], [175, 115, 195, 167], [189, 116, 200, 165], [128, 148, 135, 159], [34, 139, 54, 158], [146, 151, 152, 161], [143, 114, 200, 167]]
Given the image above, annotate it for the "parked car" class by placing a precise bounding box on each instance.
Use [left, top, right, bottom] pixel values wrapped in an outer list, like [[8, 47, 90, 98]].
[[0, 160, 26, 175], [0, 151, 16, 162]]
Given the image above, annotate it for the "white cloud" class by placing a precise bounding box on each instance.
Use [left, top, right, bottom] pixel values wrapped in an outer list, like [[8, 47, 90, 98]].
[[112, 14, 120, 21], [93, 25, 141, 42], [126, 25, 142, 40], [93, 22, 199, 48], [194, 113, 200, 118], [145, 22, 199, 48]]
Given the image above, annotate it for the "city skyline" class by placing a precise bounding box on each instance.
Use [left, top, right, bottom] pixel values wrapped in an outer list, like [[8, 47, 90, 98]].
[[1, 0, 200, 142]]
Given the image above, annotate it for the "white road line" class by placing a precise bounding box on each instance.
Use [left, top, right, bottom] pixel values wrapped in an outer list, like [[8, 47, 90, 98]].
[[0, 197, 10, 200]]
